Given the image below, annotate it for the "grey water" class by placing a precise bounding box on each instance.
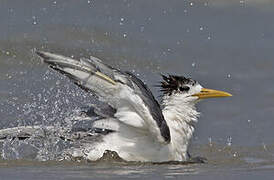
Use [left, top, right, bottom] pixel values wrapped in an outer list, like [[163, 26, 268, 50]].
[[1, 0, 274, 179]]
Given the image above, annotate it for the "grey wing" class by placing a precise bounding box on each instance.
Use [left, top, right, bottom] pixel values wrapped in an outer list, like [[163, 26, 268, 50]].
[[36, 51, 170, 143], [123, 72, 170, 142]]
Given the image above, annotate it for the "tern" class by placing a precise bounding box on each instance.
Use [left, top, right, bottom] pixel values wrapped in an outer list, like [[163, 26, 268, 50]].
[[28, 51, 231, 162]]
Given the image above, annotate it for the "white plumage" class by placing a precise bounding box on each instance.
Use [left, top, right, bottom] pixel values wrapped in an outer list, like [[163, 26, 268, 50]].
[[1, 51, 231, 162]]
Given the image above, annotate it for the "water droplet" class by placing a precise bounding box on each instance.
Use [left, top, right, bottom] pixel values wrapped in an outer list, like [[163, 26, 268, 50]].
[[262, 142, 268, 151], [247, 119, 251, 123], [227, 74, 231, 78], [190, 2, 194, 6], [119, 18, 125, 25], [56, 80, 61, 85], [123, 33, 127, 38], [192, 62, 196, 67], [207, 36, 211, 40], [140, 26, 144, 32], [199, 26, 204, 31], [208, 137, 212, 146], [227, 136, 232, 146]]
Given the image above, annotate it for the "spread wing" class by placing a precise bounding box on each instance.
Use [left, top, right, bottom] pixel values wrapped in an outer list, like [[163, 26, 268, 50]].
[[36, 51, 170, 143]]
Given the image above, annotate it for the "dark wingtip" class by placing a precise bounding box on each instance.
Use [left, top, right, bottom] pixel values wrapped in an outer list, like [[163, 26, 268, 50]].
[[35, 50, 49, 60]]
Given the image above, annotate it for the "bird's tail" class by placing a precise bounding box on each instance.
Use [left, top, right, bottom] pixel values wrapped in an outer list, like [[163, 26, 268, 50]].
[[36, 51, 119, 98]]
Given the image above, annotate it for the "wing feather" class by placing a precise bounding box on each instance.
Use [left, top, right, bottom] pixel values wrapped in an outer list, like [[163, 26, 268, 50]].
[[36, 51, 170, 143]]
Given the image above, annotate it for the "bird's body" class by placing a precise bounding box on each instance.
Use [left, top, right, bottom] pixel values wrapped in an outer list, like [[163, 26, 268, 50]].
[[1, 51, 231, 162], [82, 101, 199, 162]]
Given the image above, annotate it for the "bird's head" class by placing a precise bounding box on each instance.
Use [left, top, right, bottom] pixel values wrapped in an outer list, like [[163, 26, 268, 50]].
[[160, 74, 232, 104]]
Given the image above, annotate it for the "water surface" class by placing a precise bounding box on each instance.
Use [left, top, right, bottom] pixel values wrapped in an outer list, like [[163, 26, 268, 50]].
[[1, 0, 274, 179]]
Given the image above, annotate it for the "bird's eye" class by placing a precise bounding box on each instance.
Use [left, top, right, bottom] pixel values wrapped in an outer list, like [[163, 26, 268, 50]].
[[179, 86, 190, 92]]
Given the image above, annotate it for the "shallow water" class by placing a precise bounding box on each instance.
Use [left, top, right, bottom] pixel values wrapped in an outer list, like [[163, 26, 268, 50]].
[[1, 0, 274, 179], [0, 144, 274, 180]]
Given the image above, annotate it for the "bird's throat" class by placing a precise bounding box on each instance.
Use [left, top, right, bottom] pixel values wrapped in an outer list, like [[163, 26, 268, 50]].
[[162, 98, 200, 161]]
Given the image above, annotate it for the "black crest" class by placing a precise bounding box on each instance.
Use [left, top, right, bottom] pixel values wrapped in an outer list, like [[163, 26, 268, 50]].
[[160, 74, 196, 95]]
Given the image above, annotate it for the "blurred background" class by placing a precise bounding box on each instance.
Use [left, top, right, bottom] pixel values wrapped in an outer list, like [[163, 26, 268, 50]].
[[0, 0, 274, 152]]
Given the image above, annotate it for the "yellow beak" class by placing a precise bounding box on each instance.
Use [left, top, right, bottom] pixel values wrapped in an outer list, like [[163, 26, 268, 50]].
[[192, 88, 232, 99]]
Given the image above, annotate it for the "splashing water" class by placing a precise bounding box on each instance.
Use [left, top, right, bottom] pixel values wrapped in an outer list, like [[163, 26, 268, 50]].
[[0, 68, 102, 161]]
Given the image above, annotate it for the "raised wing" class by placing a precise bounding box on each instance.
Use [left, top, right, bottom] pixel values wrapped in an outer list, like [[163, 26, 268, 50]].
[[36, 51, 170, 143]]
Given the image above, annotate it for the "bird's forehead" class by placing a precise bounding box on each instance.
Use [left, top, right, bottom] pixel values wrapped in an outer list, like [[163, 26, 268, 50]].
[[177, 77, 196, 86]]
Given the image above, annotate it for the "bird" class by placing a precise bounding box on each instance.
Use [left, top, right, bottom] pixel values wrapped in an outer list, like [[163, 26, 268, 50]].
[[33, 50, 232, 162]]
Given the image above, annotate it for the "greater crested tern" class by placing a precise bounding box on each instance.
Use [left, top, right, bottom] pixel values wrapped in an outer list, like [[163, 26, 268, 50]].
[[34, 51, 232, 162]]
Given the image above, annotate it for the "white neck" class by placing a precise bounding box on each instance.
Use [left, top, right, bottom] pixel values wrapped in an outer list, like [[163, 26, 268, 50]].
[[161, 94, 200, 161]]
